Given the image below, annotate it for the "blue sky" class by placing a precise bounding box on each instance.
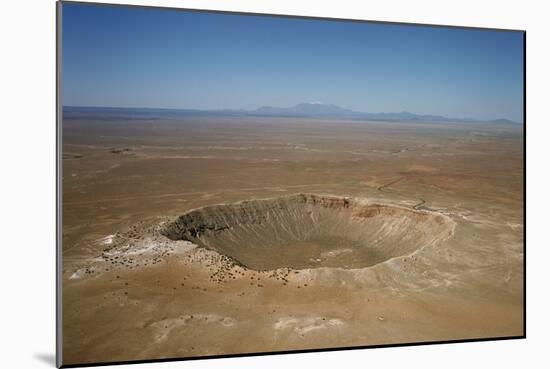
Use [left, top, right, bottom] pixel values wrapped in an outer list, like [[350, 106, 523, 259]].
[[62, 3, 524, 122]]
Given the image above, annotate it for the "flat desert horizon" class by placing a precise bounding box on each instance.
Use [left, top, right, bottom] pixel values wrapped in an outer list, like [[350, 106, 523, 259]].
[[61, 109, 524, 365]]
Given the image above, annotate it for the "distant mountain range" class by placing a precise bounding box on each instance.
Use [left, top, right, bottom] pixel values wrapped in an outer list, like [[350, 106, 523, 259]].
[[250, 103, 519, 124], [64, 103, 520, 125]]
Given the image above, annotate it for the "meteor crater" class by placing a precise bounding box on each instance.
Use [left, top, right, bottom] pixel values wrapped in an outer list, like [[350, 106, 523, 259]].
[[162, 194, 455, 270]]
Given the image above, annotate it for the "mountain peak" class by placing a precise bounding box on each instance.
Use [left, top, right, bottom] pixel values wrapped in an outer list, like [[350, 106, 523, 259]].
[[255, 102, 358, 117]]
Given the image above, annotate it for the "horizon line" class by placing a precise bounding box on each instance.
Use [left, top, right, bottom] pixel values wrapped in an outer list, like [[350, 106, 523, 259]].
[[62, 104, 521, 123]]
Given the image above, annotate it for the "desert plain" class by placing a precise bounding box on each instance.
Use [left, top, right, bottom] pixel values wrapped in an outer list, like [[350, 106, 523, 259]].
[[61, 113, 524, 365]]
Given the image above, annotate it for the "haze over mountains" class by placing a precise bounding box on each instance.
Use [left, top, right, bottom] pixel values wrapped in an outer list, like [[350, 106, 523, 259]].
[[250, 103, 518, 124], [64, 103, 520, 124]]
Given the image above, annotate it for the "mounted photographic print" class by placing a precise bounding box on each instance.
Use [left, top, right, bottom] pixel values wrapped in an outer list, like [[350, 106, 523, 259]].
[[57, 1, 525, 367]]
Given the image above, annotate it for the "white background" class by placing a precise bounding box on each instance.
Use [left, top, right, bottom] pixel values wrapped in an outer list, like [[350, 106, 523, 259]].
[[0, 0, 547, 368]]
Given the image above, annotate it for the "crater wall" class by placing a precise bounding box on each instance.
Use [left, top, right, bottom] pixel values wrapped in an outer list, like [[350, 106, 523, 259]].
[[162, 194, 455, 270]]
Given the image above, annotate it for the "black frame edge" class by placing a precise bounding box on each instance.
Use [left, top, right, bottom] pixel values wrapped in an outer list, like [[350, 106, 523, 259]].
[[56, 1, 64, 367]]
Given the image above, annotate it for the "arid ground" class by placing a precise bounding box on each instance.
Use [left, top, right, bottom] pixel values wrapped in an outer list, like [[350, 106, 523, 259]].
[[62, 115, 524, 365]]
